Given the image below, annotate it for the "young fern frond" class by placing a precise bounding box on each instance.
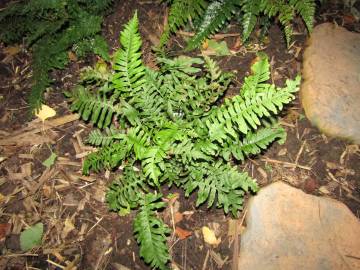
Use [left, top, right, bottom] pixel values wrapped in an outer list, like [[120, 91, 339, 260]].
[[187, 0, 238, 50], [112, 12, 146, 97], [240, 52, 271, 98], [134, 193, 171, 270]]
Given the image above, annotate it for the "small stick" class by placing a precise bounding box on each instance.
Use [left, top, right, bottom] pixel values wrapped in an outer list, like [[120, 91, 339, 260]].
[[201, 250, 210, 270], [178, 30, 240, 39], [261, 158, 311, 170], [293, 140, 306, 171]]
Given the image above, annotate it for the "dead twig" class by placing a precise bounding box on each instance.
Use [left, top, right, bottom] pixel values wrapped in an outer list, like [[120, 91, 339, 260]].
[[178, 30, 240, 39], [261, 157, 312, 170]]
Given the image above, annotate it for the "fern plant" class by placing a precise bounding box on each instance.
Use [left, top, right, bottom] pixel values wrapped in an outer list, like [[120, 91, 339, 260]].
[[160, 0, 316, 50], [0, 0, 114, 113], [66, 13, 300, 269]]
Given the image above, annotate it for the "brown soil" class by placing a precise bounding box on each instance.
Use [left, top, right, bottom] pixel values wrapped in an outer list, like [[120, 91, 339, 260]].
[[0, 1, 359, 270]]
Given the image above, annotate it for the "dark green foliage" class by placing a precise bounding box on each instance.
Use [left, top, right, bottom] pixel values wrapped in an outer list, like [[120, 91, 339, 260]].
[[0, 0, 114, 112], [159, 0, 207, 47], [67, 14, 300, 269], [160, 0, 316, 49], [134, 193, 171, 270], [186, 0, 238, 50]]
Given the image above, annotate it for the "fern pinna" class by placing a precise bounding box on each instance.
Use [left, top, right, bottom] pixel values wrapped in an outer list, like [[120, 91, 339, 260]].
[[66, 13, 300, 269], [160, 0, 315, 49]]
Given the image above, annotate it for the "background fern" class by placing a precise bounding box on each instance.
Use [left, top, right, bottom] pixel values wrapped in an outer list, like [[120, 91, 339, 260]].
[[160, 0, 316, 50], [67, 13, 300, 269], [0, 0, 114, 113]]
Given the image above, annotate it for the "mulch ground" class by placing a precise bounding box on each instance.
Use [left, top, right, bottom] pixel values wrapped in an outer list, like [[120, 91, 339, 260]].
[[0, 1, 359, 269]]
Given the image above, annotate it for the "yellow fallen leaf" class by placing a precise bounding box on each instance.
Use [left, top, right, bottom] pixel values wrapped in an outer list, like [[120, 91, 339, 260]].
[[61, 217, 75, 239], [35, 104, 56, 121], [202, 226, 221, 246], [4, 45, 21, 56]]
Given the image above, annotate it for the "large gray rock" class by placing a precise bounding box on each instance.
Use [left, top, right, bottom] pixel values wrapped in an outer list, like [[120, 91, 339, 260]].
[[301, 23, 360, 143], [238, 182, 360, 270]]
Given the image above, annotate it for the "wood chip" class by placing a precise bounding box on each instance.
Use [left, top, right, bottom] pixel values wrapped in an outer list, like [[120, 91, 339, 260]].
[[0, 114, 79, 146], [18, 154, 34, 159]]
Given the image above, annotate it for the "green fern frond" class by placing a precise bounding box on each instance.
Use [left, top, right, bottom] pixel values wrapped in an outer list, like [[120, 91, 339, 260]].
[[66, 86, 121, 128], [240, 52, 271, 98], [112, 12, 146, 97], [278, 3, 295, 46], [83, 141, 128, 175], [124, 127, 151, 159], [107, 166, 149, 212], [240, 0, 262, 42], [73, 35, 110, 61], [203, 74, 300, 139], [187, 0, 238, 50], [159, 0, 207, 47], [86, 127, 124, 146], [290, 0, 315, 32], [221, 125, 286, 161], [184, 162, 258, 216], [142, 146, 167, 187], [134, 193, 171, 270]]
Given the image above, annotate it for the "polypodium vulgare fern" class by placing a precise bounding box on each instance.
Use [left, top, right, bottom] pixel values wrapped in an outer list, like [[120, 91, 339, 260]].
[[160, 0, 316, 50], [66, 13, 300, 269]]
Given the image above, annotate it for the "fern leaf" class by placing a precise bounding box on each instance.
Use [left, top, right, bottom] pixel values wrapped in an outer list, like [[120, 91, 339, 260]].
[[112, 12, 146, 96], [134, 193, 171, 270], [290, 0, 315, 32], [240, 0, 261, 42], [83, 141, 128, 174], [159, 0, 207, 47], [66, 86, 121, 128], [221, 125, 286, 161], [187, 0, 237, 50], [278, 3, 295, 46], [142, 146, 167, 187], [184, 162, 258, 216], [86, 127, 125, 146], [241, 52, 271, 98], [203, 59, 301, 139], [107, 166, 149, 212]]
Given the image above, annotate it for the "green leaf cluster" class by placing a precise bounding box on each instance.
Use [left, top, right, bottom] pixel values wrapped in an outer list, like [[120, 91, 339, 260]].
[[66, 13, 300, 269], [0, 0, 114, 113], [160, 0, 316, 49]]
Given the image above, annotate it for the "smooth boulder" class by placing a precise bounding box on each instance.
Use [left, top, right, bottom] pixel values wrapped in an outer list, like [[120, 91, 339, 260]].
[[238, 182, 360, 270], [301, 23, 360, 143]]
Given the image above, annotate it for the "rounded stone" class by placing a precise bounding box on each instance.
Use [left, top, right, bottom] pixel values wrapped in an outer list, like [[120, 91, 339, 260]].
[[238, 182, 360, 270], [301, 23, 360, 143]]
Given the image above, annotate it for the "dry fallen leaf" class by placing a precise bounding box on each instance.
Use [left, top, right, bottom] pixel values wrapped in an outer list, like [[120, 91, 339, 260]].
[[202, 226, 221, 246], [0, 223, 11, 241], [174, 212, 183, 224], [62, 217, 75, 239], [175, 226, 192, 240], [35, 104, 56, 122]]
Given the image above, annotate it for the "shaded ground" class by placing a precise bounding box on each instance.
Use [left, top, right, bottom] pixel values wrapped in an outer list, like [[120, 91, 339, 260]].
[[0, 1, 359, 269]]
